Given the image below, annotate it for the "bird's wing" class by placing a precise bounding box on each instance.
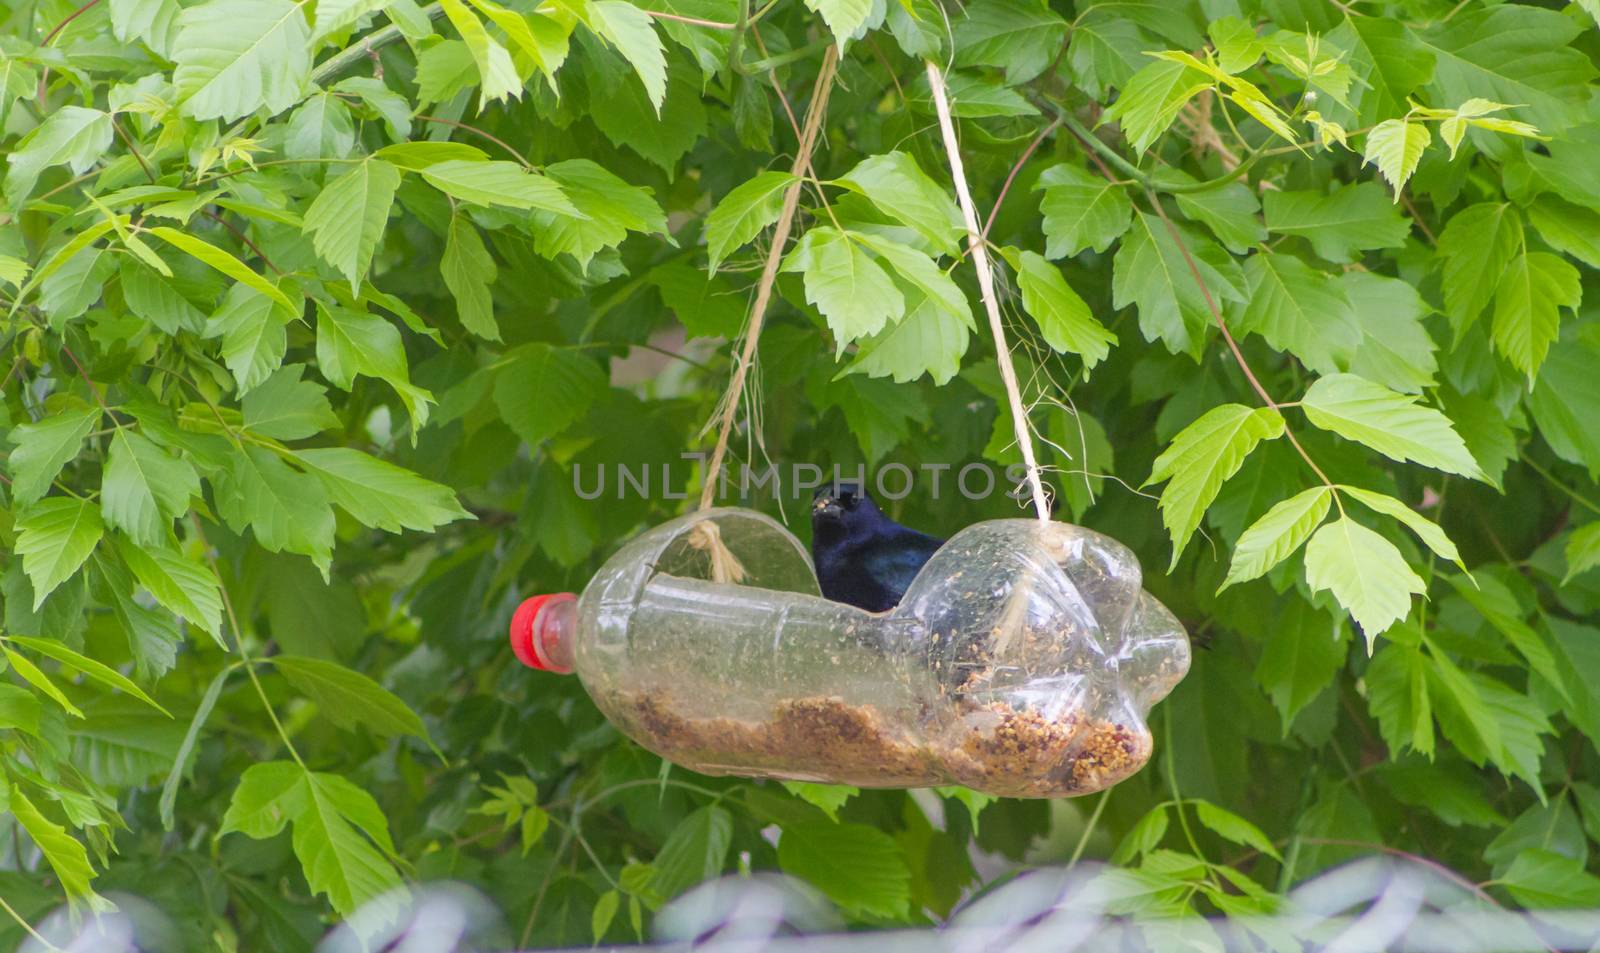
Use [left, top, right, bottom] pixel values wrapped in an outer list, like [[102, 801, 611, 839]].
[[860, 532, 944, 595]]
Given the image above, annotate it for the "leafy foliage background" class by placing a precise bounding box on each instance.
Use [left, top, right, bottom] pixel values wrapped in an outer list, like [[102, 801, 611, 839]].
[[3, 0, 1600, 946]]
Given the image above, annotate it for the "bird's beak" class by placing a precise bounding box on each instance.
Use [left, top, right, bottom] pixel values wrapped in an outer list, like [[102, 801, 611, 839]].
[[813, 497, 842, 520]]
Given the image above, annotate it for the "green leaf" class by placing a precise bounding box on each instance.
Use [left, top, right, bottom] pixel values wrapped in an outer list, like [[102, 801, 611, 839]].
[[803, 0, 872, 46], [1343, 272, 1437, 394], [650, 805, 733, 899], [1300, 374, 1483, 479], [853, 233, 969, 322], [243, 365, 339, 440], [173, 0, 313, 120], [440, 0, 522, 108], [122, 259, 207, 334], [836, 152, 963, 255], [591, 889, 620, 942], [1112, 212, 1246, 357], [1445, 574, 1568, 707], [38, 246, 115, 327], [1304, 516, 1424, 648], [1436, 202, 1521, 340], [1527, 337, 1600, 479], [587, 0, 667, 111], [3, 106, 113, 205], [1169, 177, 1263, 254], [294, 447, 471, 533], [441, 212, 499, 339], [846, 289, 971, 386], [5, 405, 100, 505], [1429, 662, 1548, 788], [419, 160, 578, 215], [1010, 249, 1115, 368], [159, 666, 231, 829], [1338, 486, 1462, 570], [1261, 182, 1409, 264], [304, 159, 401, 292], [1361, 119, 1430, 199], [1528, 196, 1600, 270], [1193, 800, 1280, 861], [110, 0, 182, 55], [1254, 599, 1349, 731], [705, 171, 796, 274], [782, 227, 904, 348], [272, 655, 430, 741], [15, 497, 103, 609], [315, 303, 432, 428], [1111, 805, 1169, 863], [1231, 254, 1359, 376], [6, 635, 169, 716], [206, 283, 291, 394], [101, 429, 199, 547], [1035, 163, 1133, 258], [533, 159, 666, 268], [781, 782, 857, 821], [1503, 849, 1600, 909], [467, 0, 570, 89], [1491, 250, 1580, 384], [0, 683, 42, 736], [492, 343, 607, 447], [951, 0, 1069, 84], [1343, 16, 1434, 125], [1367, 643, 1433, 757], [374, 140, 489, 170], [221, 761, 308, 839], [147, 226, 295, 310], [295, 771, 404, 916], [1377, 759, 1504, 829], [284, 93, 356, 161], [3, 646, 83, 718], [1101, 58, 1211, 156], [1221, 486, 1332, 590], [10, 786, 105, 909], [650, 259, 745, 339], [778, 821, 911, 919], [312, 0, 395, 41], [212, 446, 335, 573], [1566, 523, 1600, 582], [115, 537, 224, 642], [1146, 404, 1285, 568], [415, 39, 479, 104], [1420, 6, 1596, 133]]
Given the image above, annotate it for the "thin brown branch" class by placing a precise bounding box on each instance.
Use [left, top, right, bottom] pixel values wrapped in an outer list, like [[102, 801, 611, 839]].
[[60, 346, 113, 415], [36, 0, 103, 105], [113, 119, 157, 183], [414, 114, 535, 169], [1400, 190, 1437, 245], [1142, 189, 1337, 489], [202, 209, 283, 276], [645, 9, 736, 28], [982, 117, 1062, 243]]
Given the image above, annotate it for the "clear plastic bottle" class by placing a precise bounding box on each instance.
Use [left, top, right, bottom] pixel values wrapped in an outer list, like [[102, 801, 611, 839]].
[[510, 508, 1189, 798]]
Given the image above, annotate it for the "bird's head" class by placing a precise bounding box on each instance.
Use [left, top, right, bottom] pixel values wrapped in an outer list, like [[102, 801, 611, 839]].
[[811, 480, 879, 537]]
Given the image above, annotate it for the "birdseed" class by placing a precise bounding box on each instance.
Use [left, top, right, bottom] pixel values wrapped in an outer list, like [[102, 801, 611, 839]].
[[603, 690, 1151, 798]]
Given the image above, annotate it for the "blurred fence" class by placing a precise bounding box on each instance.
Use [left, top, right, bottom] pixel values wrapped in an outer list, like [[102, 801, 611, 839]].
[[19, 855, 1600, 952]]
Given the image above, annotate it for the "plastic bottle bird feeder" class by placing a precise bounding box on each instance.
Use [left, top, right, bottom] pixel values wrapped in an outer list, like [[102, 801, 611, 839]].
[[510, 508, 1190, 798]]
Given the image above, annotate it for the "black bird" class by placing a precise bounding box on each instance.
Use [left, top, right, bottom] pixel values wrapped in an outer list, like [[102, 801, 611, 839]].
[[810, 481, 944, 613]]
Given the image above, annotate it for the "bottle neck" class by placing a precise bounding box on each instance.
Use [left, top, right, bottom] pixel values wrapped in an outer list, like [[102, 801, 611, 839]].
[[510, 593, 577, 674]]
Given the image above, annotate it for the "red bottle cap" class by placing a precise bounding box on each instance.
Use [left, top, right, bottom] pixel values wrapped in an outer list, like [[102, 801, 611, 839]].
[[509, 593, 576, 673]]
